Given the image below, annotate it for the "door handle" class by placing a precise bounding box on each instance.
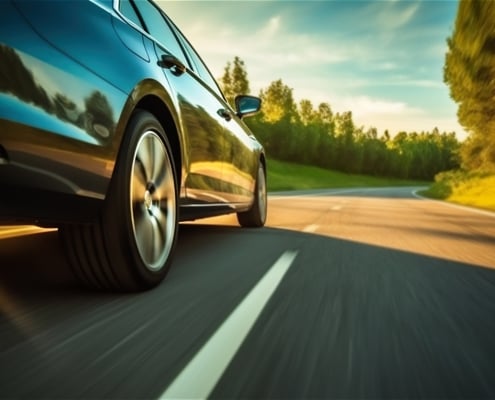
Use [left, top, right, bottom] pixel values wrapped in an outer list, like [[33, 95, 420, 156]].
[[157, 54, 186, 76], [217, 108, 232, 121]]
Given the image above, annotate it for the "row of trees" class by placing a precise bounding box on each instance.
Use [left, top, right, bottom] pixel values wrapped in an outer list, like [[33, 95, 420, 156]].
[[444, 0, 495, 172], [221, 57, 460, 180]]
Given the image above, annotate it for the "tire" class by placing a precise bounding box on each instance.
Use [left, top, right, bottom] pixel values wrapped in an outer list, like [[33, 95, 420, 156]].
[[237, 162, 267, 228], [60, 110, 178, 291]]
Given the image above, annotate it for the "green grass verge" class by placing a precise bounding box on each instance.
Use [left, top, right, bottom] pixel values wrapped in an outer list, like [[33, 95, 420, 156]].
[[266, 158, 429, 191], [265, 159, 495, 213], [421, 170, 495, 212]]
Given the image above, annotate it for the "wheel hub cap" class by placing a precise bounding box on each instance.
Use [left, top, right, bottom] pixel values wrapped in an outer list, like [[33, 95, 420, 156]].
[[144, 189, 153, 211]]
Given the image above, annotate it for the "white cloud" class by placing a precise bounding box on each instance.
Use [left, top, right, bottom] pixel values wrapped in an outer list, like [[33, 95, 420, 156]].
[[330, 95, 467, 138], [376, 62, 398, 71], [166, 9, 351, 87], [262, 16, 281, 36], [373, 1, 421, 30], [403, 79, 444, 88], [339, 96, 420, 117]]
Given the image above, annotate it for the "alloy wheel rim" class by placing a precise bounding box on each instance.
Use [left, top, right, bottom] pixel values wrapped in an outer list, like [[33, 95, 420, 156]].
[[130, 131, 176, 271]]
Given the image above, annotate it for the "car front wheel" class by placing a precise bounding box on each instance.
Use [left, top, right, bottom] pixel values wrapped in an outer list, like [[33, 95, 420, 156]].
[[60, 110, 178, 291]]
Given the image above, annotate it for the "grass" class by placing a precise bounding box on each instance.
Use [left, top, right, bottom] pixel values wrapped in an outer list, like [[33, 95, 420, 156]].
[[265, 159, 495, 213], [421, 170, 495, 212], [266, 158, 429, 191]]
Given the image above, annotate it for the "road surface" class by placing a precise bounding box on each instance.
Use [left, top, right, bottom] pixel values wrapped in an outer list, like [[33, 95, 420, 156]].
[[1, 187, 494, 398]]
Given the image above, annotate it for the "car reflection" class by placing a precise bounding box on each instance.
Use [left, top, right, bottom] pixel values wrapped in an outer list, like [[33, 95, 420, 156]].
[[0, 44, 115, 144]]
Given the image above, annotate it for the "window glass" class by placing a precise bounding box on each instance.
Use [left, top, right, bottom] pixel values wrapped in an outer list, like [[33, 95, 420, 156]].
[[132, 0, 186, 62], [175, 31, 223, 97], [119, 0, 143, 28]]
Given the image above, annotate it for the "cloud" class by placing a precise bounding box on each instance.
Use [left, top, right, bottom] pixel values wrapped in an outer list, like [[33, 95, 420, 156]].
[[163, 2, 424, 78], [164, 7, 351, 83], [373, 1, 421, 30], [262, 16, 281, 36], [400, 80, 444, 88], [338, 95, 422, 118], [376, 62, 398, 71], [329, 95, 467, 138]]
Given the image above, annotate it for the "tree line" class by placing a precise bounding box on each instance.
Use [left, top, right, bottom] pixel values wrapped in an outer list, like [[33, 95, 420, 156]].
[[221, 57, 460, 181]]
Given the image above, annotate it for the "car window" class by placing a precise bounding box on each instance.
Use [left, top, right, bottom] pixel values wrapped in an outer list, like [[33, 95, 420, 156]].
[[132, 0, 186, 63], [174, 30, 224, 99], [119, 0, 143, 29]]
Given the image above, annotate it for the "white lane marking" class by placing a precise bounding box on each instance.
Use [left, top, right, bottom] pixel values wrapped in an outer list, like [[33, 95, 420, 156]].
[[331, 205, 342, 211], [303, 224, 319, 233], [159, 250, 298, 400], [413, 190, 495, 218]]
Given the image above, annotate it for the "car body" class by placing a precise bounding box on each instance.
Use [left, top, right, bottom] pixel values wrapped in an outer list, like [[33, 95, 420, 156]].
[[0, 0, 267, 291]]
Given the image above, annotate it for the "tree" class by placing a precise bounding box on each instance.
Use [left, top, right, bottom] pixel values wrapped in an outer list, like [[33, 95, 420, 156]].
[[231, 57, 250, 98], [259, 79, 298, 124], [220, 61, 234, 107], [257, 79, 300, 160], [444, 0, 495, 171], [311, 102, 336, 169], [299, 99, 315, 126], [334, 111, 358, 172], [220, 56, 250, 107]]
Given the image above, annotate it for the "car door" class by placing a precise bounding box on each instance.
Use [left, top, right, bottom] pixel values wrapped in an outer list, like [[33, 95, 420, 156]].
[[130, 0, 232, 205], [170, 22, 258, 205]]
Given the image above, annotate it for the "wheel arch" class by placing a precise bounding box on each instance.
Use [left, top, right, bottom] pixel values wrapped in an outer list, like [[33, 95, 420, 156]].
[[111, 79, 184, 198], [134, 95, 182, 189]]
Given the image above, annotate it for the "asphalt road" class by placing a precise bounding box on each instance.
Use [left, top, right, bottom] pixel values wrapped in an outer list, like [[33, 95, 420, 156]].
[[1, 187, 494, 399]]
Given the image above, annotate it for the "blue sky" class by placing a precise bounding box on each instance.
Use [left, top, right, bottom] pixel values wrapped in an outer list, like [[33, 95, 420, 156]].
[[160, 1, 465, 139]]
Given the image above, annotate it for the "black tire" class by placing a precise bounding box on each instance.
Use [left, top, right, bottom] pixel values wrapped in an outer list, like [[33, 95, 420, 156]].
[[237, 162, 267, 228], [60, 110, 179, 291]]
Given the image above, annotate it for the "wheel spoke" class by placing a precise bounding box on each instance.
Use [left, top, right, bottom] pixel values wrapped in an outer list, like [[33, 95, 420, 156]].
[[133, 207, 153, 261], [147, 134, 158, 181], [155, 205, 171, 245], [151, 215, 165, 262], [132, 161, 147, 201], [136, 136, 153, 182], [151, 135, 165, 183], [154, 155, 168, 188], [156, 167, 173, 197]]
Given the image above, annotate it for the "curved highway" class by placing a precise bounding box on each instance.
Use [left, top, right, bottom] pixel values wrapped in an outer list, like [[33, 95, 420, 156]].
[[1, 187, 494, 398]]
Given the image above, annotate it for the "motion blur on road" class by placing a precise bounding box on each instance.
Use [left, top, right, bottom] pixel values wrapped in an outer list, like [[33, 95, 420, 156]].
[[1, 187, 494, 399]]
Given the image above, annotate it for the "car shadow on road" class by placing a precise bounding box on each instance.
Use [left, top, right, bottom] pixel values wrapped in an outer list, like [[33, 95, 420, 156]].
[[0, 230, 79, 292]]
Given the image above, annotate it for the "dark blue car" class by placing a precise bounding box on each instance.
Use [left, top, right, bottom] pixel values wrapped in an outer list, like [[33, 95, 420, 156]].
[[0, 0, 266, 291]]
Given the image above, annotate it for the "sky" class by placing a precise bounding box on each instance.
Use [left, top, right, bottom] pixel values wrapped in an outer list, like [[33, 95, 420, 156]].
[[159, 0, 466, 139]]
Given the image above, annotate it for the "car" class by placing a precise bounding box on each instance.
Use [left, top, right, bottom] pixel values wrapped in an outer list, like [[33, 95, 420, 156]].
[[0, 0, 267, 291]]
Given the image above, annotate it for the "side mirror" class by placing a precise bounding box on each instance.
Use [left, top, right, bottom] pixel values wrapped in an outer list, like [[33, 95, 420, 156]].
[[235, 95, 261, 119]]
